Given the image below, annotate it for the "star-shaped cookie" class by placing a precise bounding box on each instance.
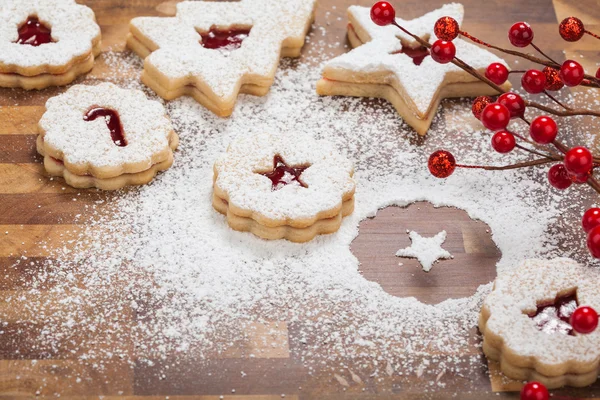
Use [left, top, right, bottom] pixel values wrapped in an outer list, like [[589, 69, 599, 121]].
[[316, 3, 511, 135], [127, 0, 316, 117]]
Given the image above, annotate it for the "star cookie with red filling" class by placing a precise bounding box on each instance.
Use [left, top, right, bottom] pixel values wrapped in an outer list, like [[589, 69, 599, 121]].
[[479, 258, 600, 388], [127, 0, 316, 117], [213, 132, 355, 242], [0, 0, 101, 90], [316, 3, 511, 135], [37, 83, 178, 190]]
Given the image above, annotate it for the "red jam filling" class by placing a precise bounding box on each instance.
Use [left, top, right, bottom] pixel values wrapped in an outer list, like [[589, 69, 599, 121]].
[[83, 108, 127, 147], [17, 17, 53, 46], [393, 44, 430, 66], [199, 28, 250, 51], [260, 155, 309, 191], [529, 293, 578, 336]]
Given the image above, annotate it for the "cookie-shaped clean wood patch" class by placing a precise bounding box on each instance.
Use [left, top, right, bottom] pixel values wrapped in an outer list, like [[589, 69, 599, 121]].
[[351, 202, 500, 305]]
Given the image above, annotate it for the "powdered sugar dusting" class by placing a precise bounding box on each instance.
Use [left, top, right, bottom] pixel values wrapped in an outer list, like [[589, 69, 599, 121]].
[[396, 230, 452, 272], [4, 25, 597, 393]]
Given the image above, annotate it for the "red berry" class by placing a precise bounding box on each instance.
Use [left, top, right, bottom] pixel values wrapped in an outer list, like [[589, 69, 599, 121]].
[[564, 146, 593, 175], [530, 116, 557, 144], [521, 69, 546, 94], [559, 17, 585, 42], [491, 131, 516, 153], [370, 1, 395, 26], [428, 150, 456, 178], [520, 382, 549, 400], [472, 96, 493, 120], [571, 306, 599, 334], [571, 172, 590, 184], [548, 164, 572, 190], [596, 67, 600, 80], [480, 103, 510, 131], [430, 40, 455, 64], [434, 16, 460, 41], [560, 60, 585, 87], [498, 92, 525, 118], [588, 225, 600, 258], [542, 66, 564, 91], [583, 208, 600, 233], [485, 63, 509, 85], [509, 22, 534, 47]]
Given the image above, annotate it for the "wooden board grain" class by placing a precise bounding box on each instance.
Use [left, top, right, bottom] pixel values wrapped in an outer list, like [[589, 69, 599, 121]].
[[1, 0, 600, 398]]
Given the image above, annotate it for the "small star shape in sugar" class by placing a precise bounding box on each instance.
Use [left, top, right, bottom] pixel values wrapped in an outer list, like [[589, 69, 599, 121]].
[[396, 230, 453, 272]]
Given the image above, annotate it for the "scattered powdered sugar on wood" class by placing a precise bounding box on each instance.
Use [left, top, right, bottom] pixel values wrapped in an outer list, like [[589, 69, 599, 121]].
[[3, 39, 598, 393]]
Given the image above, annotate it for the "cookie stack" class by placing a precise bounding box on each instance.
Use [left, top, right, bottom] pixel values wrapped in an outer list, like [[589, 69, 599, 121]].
[[127, 0, 316, 116], [316, 3, 510, 135], [213, 132, 355, 242], [0, 0, 102, 90], [37, 83, 178, 190], [480, 258, 600, 388]]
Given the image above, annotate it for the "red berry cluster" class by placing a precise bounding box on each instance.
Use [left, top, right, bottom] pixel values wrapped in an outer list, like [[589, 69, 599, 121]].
[[474, 91, 596, 214], [371, 2, 600, 260], [429, 16, 460, 64], [476, 21, 589, 92]]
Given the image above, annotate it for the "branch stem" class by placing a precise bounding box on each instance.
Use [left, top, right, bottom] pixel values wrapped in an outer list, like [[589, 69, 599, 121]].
[[457, 158, 555, 171]]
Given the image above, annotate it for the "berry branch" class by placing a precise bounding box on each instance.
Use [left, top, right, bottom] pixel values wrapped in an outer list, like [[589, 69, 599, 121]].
[[368, 1, 600, 259]]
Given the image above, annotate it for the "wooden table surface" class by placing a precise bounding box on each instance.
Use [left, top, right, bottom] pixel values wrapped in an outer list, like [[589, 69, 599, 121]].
[[1, 0, 600, 398]]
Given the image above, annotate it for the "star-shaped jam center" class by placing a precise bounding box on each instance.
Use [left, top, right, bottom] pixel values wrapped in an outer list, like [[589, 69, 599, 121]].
[[529, 293, 578, 336], [260, 155, 309, 191], [392, 44, 430, 66], [17, 16, 54, 46], [199, 27, 251, 51], [83, 107, 127, 147]]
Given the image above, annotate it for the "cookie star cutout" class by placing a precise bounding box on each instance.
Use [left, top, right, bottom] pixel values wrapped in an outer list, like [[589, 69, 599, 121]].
[[127, 0, 316, 117], [396, 230, 452, 272], [316, 3, 511, 135]]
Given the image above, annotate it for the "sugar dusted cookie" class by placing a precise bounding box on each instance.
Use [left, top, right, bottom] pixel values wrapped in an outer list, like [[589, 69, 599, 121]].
[[479, 258, 600, 388], [127, 0, 316, 117], [316, 3, 510, 135], [37, 83, 178, 190], [0, 0, 101, 90], [213, 132, 355, 242]]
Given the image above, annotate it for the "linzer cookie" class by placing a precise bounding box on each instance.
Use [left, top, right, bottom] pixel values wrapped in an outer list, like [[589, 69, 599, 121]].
[[0, 0, 102, 90], [213, 132, 355, 242], [127, 0, 316, 117], [37, 83, 178, 190], [316, 3, 510, 135], [479, 258, 600, 388]]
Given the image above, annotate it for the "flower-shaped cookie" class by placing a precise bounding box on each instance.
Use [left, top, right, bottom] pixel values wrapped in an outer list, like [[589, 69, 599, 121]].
[[0, 0, 101, 89], [38, 82, 178, 190], [479, 258, 600, 388], [213, 132, 355, 242], [127, 0, 316, 116]]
